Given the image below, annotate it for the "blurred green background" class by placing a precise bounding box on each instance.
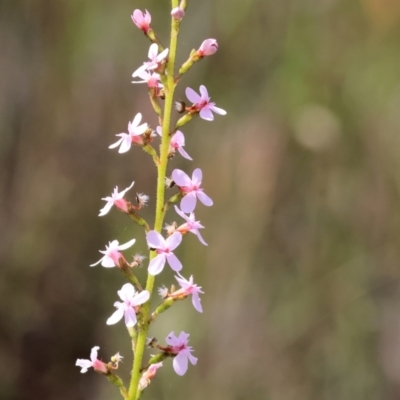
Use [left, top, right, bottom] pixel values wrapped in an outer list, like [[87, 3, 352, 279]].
[[2, 0, 400, 399]]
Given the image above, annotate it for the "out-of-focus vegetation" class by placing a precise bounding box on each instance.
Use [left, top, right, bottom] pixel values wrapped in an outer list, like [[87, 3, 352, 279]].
[[1, 0, 400, 399]]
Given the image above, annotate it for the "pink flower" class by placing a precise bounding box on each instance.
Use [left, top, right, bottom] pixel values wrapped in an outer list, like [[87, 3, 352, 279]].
[[131, 9, 151, 33], [171, 7, 185, 20], [109, 113, 148, 153], [107, 283, 150, 327], [99, 182, 134, 216], [174, 206, 207, 245], [174, 273, 204, 312], [132, 44, 169, 78], [139, 362, 163, 389], [90, 238, 136, 268], [146, 231, 182, 275], [197, 39, 218, 56], [131, 70, 163, 89], [172, 168, 213, 213], [185, 85, 227, 121], [76, 346, 108, 374], [166, 331, 197, 376], [156, 127, 192, 160]]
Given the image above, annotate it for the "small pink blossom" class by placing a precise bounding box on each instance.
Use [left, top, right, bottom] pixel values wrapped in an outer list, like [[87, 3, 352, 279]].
[[131, 9, 151, 33], [90, 238, 136, 268], [173, 273, 204, 312], [132, 44, 169, 78], [186, 85, 227, 121], [174, 206, 207, 245], [107, 283, 150, 327], [99, 182, 134, 216], [166, 331, 197, 376], [172, 168, 213, 213], [109, 113, 148, 153], [156, 127, 192, 160], [131, 70, 163, 89], [76, 346, 108, 374], [146, 231, 182, 275], [139, 362, 163, 389], [171, 7, 185, 20], [197, 39, 218, 56]]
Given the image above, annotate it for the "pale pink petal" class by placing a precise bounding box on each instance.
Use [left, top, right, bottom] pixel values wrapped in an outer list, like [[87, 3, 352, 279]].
[[124, 308, 137, 327], [109, 137, 124, 149], [131, 290, 150, 306], [174, 206, 187, 220], [173, 352, 188, 376], [185, 87, 201, 104], [192, 292, 203, 312], [101, 256, 116, 268], [177, 147, 192, 160], [180, 192, 197, 213], [148, 43, 158, 59], [165, 232, 182, 251], [187, 352, 198, 365], [165, 332, 180, 346], [118, 283, 135, 300], [90, 258, 103, 267], [156, 126, 162, 136], [172, 169, 191, 187], [76, 359, 92, 373], [148, 254, 166, 275], [199, 85, 209, 100], [196, 191, 213, 207], [199, 107, 214, 121], [194, 229, 208, 246], [132, 63, 148, 78], [192, 168, 203, 184], [106, 308, 124, 325], [117, 238, 136, 251], [131, 113, 142, 128], [146, 231, 164, 248], [118, 137, 132, 153], [120, 181, 135, 196], [166, 253, 182, 272], [210, 105, 227, 115], [90, 346, 100, 362], [99, 201, 114, 217], [156, 48, 169, 62]]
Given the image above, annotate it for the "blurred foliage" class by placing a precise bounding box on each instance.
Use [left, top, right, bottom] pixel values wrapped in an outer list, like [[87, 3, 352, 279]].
[[1, 0, 400, 399]]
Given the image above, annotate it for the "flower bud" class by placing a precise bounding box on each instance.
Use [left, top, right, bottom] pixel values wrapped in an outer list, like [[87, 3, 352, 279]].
[[197, 39, 218, 57], [131, 9, 151, 33], [171, 7, 185, 20]]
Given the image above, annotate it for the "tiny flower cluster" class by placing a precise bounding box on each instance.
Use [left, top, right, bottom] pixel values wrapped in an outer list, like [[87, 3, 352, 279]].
[[77, 5, 226, 397]]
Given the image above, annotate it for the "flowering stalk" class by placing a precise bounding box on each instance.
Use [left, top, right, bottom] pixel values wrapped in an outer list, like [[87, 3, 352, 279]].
[[77, 2, 226, 399]]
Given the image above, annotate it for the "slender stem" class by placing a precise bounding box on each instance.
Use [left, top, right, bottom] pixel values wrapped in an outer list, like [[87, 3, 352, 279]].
[[127, 2, 180, 399]]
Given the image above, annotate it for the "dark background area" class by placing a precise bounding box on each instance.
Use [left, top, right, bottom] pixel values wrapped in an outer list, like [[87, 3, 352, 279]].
[[2, 0, 400, 399]]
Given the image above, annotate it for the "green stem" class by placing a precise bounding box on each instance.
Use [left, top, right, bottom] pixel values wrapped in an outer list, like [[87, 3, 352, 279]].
[[127, 2, 180, 399]]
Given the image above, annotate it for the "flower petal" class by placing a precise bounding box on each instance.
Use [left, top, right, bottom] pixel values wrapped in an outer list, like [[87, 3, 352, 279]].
[[90, 346, 100, 362], [76, 359, 92, 373], [199, 107, 214, 121], [192, 168, 203, 185], [101, 256, 117, 268], [117, 238, 136, 251], [166, 231, 182, 251], [146, 230, 164, 249], [106, 308, 124, 325], [132, 290, 150, 306], [172, 169, 191, 187], [118, 283, 135, 300], [192, 292, 203, 313], [194, 229, 208, 246], [118, 137, 132, 153], [177, 147, 192, 160], [90, 257, 104, 267], [180, 192, 197, 213], [99, 201, 113, 217], [210, 105, 227, 115], [173, 352, 188, 376], [148, 254, 166, 275], [185, 87, 201, 104], [199, 85, 209, 100], [166, 253, 182, 272], [196, 190, 213, 207], [124, 308, 137, 327], [109, 137, 123, 149]]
